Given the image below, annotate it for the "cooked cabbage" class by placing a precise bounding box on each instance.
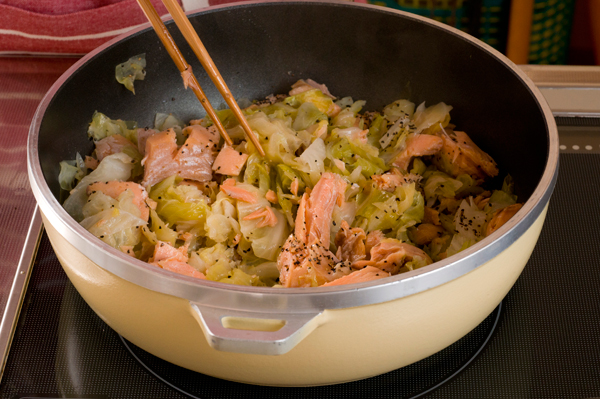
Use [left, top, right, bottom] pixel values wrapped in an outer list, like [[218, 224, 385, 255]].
[[60, 81, 521, 288]]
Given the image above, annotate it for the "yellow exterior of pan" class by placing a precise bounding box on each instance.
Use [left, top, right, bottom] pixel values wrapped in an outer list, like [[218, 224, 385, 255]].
[[43, 206, 547, 387]]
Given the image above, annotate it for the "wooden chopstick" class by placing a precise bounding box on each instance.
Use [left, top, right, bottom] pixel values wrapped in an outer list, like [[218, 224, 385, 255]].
[[160, 0, 266, 157], [135, 0, 233, 147]]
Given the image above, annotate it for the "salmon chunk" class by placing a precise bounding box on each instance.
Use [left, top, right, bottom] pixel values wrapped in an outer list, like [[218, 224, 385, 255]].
[[485, 203, 522, 236], [151, 240, 188, 263], [409, 223, 445, 246], [242, 206, 278, 227], [433, 130, 499, 182], [212, 146, 249, 176], [219, 180, 257, 203], [365, 230, 384, 255], [182, 124, 220, 147], [137, 128, 158, 156], [278, 236, 352, 287], [289, 79, 335, 99], [354, 238, 433, 274], [149, 241, 206, 280], [265, 190, 278, 204], [141, 128, 215, 188], [372, 168, 421, 192], [334, 220, 367, 264], [277, 173, 350, 287], [84, 156, 99, 170], [392, 133, 443, 170], [87, 181, 150, 221], [160, 261, 206, 279], [322, 266, 390, 287], [95, 134, 137, 161]]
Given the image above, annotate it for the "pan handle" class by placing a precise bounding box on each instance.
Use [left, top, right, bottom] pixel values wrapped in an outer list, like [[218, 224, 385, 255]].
[[189, 302, 324, 356]]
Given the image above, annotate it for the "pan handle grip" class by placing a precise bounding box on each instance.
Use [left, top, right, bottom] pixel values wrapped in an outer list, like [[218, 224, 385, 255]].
[[189, 302, 323, 355]]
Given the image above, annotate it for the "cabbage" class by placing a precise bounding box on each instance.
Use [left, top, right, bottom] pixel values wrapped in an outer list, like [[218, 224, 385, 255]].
[[244, 153, 271, 192], [455, 174, 484, 197], [347, 165, 365, 184], [332, 127, 365, 145], [218, 268, 263, 286], [115, 54, 146, 94], [410, 157, 427, 176], [285, 89, 333, 114], [335, 96, 354, 108], [189, 243, 237, 274], [424, 234, 451, 261], [330, 200, 357, 243], [446, 233, 476, 257], [87, 111, 138, 144], [276, 185, 295, 227], [293, 102, 327, 131], [383, 99, 415, 122], [328, 136, 386, 178], [423, 171, 464, 207], [331, 100, 365, 128], [296, 138, 326, 185], [195, 245, 263, 286], [353, 157, 385, 178], [485, 190, 518, 215], [59, 152, 86, 191], [235, 183, 289, 261], [412, 102, 452, 134], [83, 189, 140, 219], [63, 153, 134, 222], [120, 145, 144, 180], [148, 209, 178, 246], [502, 174, 516, 196], [395, 187, 425, 241], [276, 164, 305, 195], [367, 114, 386, 147], [205, 193, 240, 243], [149, 175, 210, 228], [154, 113, 185, 144], [203, 108, 244, 130], [261, 102, 298, 120], [364, 183, 423, 235], [246, 112, 309, 166], [239, 261, 280, 285], [454, 198, 487, 241], [80, 206, 145, 250]]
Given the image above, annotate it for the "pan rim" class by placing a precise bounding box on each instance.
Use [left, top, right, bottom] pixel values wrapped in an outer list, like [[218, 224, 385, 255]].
[[27, 0, 559, 312]]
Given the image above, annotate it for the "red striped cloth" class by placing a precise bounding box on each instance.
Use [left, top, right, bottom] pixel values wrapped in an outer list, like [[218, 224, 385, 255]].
[[0, 0, 176, 55], [0, 0, 365, 55]]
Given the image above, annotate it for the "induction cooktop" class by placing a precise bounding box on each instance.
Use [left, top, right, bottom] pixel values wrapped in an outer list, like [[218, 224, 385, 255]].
[[0, 116, 599, 398]]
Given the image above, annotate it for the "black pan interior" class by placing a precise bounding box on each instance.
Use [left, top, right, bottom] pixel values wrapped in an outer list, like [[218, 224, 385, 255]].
[[38, 1, 549, 202]]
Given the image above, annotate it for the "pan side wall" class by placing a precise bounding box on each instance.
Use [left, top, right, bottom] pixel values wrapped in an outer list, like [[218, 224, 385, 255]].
[[42, 206, 547, 386]]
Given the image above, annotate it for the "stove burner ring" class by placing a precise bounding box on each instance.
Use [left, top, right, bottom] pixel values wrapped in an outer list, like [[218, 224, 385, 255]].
[[120, 302, 502, 398]]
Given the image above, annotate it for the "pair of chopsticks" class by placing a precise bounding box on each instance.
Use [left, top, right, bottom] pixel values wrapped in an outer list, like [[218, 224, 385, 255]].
[[136, 0, 265, 156]]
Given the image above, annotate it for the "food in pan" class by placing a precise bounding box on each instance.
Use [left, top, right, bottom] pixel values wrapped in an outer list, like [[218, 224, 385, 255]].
[[115, 54, 146, 94], [59, 79, 522, 288]]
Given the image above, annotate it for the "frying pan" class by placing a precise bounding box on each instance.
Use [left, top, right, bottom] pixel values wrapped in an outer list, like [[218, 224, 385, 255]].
[[28, 0, 558, 386]]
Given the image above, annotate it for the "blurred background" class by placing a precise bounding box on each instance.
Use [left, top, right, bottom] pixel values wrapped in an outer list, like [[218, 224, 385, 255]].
[[0, 0, 598, 65]]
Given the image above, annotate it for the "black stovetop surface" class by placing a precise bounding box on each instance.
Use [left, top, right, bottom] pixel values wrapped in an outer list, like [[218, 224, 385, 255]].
[[1, 152, 599, 399]]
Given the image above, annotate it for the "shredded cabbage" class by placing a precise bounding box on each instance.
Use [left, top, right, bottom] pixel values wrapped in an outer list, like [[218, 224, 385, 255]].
[[60, 79, 521, 287], [115, 54, 146, 94]]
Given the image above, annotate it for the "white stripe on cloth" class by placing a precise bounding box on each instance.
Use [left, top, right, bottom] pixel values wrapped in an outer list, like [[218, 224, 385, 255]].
[[0, 23, 146, 41]]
